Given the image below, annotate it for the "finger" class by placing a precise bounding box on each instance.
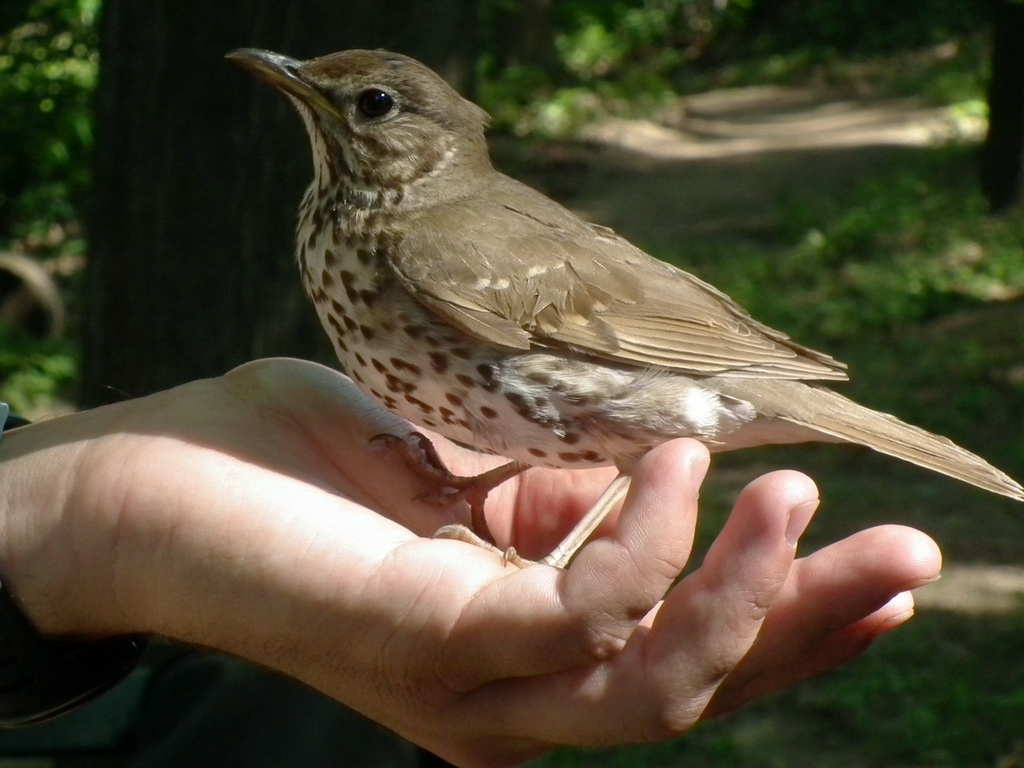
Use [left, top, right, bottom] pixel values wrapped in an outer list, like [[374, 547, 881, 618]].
[[704, 524, 941, 718], [561, 440, 709, 657], [457, 470, 819, 746], [436, 440, 709, 692], [626, 469, 818, 734]]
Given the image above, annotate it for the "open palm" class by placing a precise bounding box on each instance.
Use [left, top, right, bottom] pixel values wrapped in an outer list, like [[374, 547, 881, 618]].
[[0, 358, 940, 768]]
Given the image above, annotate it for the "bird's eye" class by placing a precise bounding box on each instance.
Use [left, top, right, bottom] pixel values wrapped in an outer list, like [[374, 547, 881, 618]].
[[357, 88, 394, 118]]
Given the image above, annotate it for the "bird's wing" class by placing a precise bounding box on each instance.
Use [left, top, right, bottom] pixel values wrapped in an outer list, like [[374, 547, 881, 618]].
[[389, 175, 848, 381]]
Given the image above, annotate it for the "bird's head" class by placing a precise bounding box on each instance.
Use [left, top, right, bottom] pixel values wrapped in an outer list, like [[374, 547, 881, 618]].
[[228, 48, 492, 207]]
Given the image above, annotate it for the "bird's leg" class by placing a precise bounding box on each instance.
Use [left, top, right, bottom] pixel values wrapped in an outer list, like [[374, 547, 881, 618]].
[[540, 473, 632, 569], [430, 523, 532, 569], [374, 432, 630, 569], [435, 473, 632, 570], [372, 432, 528, 544]]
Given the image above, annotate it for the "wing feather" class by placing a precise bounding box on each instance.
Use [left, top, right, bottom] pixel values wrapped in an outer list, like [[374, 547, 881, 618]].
[[388, 173, 848, 382]]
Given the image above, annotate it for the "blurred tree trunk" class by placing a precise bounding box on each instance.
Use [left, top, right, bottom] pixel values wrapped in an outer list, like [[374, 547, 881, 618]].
[[492, 0, 565, 82], [82, 0, 477, 407], [979, 0, 1024, 213]]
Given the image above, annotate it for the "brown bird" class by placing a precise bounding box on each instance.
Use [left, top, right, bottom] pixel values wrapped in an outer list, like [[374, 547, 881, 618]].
[[228, 47, 1023, 567]]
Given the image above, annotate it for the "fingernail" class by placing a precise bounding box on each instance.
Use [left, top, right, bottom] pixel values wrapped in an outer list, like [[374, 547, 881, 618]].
[[881, 591, 916, 626], [785, 499, 818, 546], [685, 444, 711, 486], [912, 571, 942, 588]]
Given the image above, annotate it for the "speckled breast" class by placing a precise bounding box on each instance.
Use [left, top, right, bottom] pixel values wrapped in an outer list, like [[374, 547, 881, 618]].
[[295, 219, 636, 470]]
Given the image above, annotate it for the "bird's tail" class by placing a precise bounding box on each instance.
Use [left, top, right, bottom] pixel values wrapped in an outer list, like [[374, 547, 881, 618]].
[[718, 379, 1024, 502]]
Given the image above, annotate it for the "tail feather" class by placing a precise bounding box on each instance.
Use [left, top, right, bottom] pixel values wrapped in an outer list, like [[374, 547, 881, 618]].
[[720, 380, 1024, 502]]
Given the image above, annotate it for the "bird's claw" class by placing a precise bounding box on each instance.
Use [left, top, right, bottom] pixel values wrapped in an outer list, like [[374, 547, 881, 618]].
[[432, 524, 535, 569], [371, 431, 529, 545]]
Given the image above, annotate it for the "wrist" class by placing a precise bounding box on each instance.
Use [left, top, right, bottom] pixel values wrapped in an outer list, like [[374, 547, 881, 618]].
[[0, 412, 121, 637], [0, 573, 146, 727], [0, 405, 146, 727]]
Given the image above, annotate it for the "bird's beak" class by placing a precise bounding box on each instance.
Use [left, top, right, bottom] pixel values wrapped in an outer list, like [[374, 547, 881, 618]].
[[226, 48, 337, 115]]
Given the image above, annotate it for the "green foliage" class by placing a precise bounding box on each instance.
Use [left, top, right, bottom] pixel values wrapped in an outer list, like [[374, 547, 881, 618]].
[[775, 147, 1024, 340], [478, 0, 994, 135], [0, 0, 97, 415], [800, 614, 1024, 767], [666, 146, 1024, 349], [742, 0, 990, 56], [532, 615, 1024, 767], [0, 325, 75, 415], [480, 0, 753, 135], [553, 0, 739, 79], [0, 0, 99, 238]]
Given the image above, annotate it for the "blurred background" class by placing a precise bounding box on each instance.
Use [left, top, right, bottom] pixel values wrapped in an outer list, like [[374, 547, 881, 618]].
[[0, 0, 1022, 766]]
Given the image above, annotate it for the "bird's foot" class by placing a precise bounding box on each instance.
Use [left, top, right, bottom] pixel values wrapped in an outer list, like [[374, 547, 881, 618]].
[[371, 431, 529, 545], [433, 471, 633, 570], [540, 473, 632, 569], [432, 524, 534, 569]]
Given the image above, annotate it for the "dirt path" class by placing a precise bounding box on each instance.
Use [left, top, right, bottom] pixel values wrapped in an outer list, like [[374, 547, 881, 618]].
[[499, 87, 979, 245]]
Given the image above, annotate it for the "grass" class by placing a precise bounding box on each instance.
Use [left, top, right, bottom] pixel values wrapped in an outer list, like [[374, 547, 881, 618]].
[[529, 610, 1024, 768], [663, 143, 1024, 341]]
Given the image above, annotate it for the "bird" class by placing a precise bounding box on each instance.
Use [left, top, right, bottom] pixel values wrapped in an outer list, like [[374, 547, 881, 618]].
[[228, 47, 1023, 567]]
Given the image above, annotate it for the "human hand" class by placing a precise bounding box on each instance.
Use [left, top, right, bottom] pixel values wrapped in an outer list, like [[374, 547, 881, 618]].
[[0, 358, 941, 767]]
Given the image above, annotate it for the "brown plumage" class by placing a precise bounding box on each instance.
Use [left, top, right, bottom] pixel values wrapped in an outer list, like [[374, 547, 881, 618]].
[[229, 47, 1022, 565]]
